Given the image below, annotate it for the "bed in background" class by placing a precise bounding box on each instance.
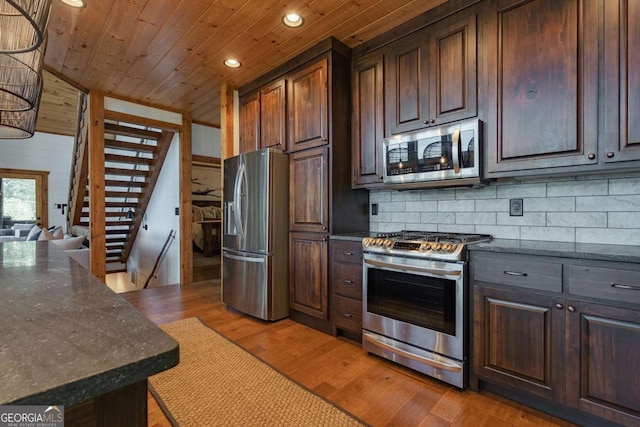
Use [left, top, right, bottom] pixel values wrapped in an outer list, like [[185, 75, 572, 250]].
[[192, 202, 222, 255]]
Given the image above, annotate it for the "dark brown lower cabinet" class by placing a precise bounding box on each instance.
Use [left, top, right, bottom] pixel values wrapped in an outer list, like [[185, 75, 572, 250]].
[[289, 232, 328, 320], [566, 301, 640, 425], [472, 252, 640, 426], [473, 286, 566, 402], [330, 239, 363, 339]]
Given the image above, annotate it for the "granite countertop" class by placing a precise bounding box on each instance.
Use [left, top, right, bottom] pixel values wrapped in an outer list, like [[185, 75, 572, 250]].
[[330, 232, 374, 242], [469, 238, 640, 264], [0, 241, 179, 406], [331, 232, 640, 263]]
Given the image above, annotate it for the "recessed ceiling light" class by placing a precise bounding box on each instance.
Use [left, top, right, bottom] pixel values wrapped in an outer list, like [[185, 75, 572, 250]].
[[59, 0, 86, 8], [224, 58, 241, 68], [282, 13, 304, 28]]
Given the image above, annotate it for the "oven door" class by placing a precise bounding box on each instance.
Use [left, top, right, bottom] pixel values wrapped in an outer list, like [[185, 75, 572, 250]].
[[362, 253, 466, 386]]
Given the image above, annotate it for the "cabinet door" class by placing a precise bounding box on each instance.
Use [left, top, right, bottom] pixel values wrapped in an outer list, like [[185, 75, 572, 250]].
[[239, 92, 260, 154], [352, 52, 385, 187], [260, 78, 286, 151], [428, 10, 477, 126], [485, 0, 599, 174], [603, 0, 640, 163], [566, 301, 640, 425], [473, 286, 566, 401], [289, 232, 328, 320], [287, 59, 328, 152], [385, 29, 429, 135], [289, 146, 329, 233]]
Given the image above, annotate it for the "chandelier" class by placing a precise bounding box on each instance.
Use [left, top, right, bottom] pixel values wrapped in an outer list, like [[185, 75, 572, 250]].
[[0, 77, 42, 138], [0, 0, 51, 54], [0, 0, 51, 139]]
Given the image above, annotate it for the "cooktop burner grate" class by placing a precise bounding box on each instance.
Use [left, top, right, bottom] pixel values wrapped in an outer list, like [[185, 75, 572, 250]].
[[376, 230, 492, 244]]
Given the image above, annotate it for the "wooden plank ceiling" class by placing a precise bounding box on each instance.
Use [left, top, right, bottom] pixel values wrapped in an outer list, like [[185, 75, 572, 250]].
[[43, 0, 446, 128], [36, 70, 80, 136]]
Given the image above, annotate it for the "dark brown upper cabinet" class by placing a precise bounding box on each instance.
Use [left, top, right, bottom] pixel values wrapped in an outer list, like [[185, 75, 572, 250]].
[[484, 0, 599, 175], [260, 78, 287, 151], [385, 10, 478, 136], [287, 59, 329, 152], [239, 78, 286, 154], [352, 52, 385, 188], [289, 146, 329, 233], [428, 11, 477, 126], [239, 92, 260, 154], [602, 0, 640, 163]]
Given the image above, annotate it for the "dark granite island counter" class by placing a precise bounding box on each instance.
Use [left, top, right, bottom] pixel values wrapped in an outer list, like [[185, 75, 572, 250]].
[[0, 242, 179, 425]]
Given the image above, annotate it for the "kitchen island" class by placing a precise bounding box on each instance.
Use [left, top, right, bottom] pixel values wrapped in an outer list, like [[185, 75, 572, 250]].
[[0, 241, 179, 426]]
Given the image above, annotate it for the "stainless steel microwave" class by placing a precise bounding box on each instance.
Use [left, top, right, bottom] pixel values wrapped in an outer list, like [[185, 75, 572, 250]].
[[382, 119, 483, 189]]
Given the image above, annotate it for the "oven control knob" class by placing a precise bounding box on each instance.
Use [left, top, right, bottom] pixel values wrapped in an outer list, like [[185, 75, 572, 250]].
[[375, 238, 384, 247], [363, 238, 371, 247], [419, 242, 431, 252], [441, 243, 454, 252], [383, 239, 393, 248], [431, 242, 442, 251]]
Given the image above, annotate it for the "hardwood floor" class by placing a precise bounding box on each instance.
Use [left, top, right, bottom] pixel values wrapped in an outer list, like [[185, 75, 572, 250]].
[[121, 281, 574, 427]]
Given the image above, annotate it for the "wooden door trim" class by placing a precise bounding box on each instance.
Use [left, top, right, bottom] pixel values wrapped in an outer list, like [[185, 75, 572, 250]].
[[0, 168, 49, 229]]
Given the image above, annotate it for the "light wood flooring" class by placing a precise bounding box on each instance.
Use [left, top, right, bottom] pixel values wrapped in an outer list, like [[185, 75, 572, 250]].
[[192, 251, 220, 283], [121, 281, 574, 427]]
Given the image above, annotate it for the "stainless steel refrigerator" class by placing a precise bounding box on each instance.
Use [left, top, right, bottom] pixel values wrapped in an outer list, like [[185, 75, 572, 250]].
[[222, 148, 289, 320]]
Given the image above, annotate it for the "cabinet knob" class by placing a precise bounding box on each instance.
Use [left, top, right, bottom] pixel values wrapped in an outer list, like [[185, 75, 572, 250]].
[[606, 151, 615, 158], [344, 252, 353, 256], [342, 312, 353, 318], [322, 138, 327, 142], [343, 280, 354, 284], [587, 153, 595, 160], [322, 226, 327, 231], [378, 176, 383, 180], [567, 305, 576, 313], [555, 303, 564, 309]]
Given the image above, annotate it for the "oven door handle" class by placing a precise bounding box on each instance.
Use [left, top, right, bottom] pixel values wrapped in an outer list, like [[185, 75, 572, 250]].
[[364, 258, 461, 277], [363, 332, 462, 372]]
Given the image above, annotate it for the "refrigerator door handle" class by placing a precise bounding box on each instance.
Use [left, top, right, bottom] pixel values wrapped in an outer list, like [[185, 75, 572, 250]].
[[223, 250, 266, 263], [233, 163, 246, 238]]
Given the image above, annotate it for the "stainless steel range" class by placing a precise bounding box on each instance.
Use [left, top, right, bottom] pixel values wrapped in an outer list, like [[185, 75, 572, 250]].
[[362, 231, 491, 388]]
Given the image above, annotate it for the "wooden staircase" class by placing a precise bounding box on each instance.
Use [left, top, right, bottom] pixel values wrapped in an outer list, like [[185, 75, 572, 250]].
[[67, 100, 175, 270]]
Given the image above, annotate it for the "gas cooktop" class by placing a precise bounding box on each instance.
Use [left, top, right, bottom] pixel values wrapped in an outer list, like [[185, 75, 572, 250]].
[[362, 230, 492, 262]]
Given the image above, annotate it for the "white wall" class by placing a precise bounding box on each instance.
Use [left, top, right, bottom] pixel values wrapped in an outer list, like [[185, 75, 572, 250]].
[[127, 133, 181, 286], [192, 124, 220, 157], [0, 132, 74, 230], [369, 172, 640, 245]]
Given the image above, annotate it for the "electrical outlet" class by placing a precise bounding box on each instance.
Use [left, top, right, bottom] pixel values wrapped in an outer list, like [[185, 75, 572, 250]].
[[509, 198, 523, 216], [371, 203, 378, 216], [175, 207, 179, 215]]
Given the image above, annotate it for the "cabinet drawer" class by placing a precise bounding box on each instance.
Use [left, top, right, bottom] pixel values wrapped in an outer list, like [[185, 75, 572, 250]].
[[332, 262, 362, 300], [473, 254, 562, 293], [567, 265, 640, 305], [331, 240, 363, 264], [332, 295, 362, 332]]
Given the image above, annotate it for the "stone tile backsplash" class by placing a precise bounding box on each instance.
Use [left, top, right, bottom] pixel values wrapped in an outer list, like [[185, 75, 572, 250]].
[[369, 174, 640, 245]]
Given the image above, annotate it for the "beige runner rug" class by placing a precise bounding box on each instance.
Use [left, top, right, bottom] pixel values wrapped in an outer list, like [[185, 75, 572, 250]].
[[150, 317, 365, 427]]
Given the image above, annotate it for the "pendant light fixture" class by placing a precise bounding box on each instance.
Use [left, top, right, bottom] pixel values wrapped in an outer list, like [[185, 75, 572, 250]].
[[0, 35, 46, 111], [0, 78, 42, 138], [0, 0, 52, 54]]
